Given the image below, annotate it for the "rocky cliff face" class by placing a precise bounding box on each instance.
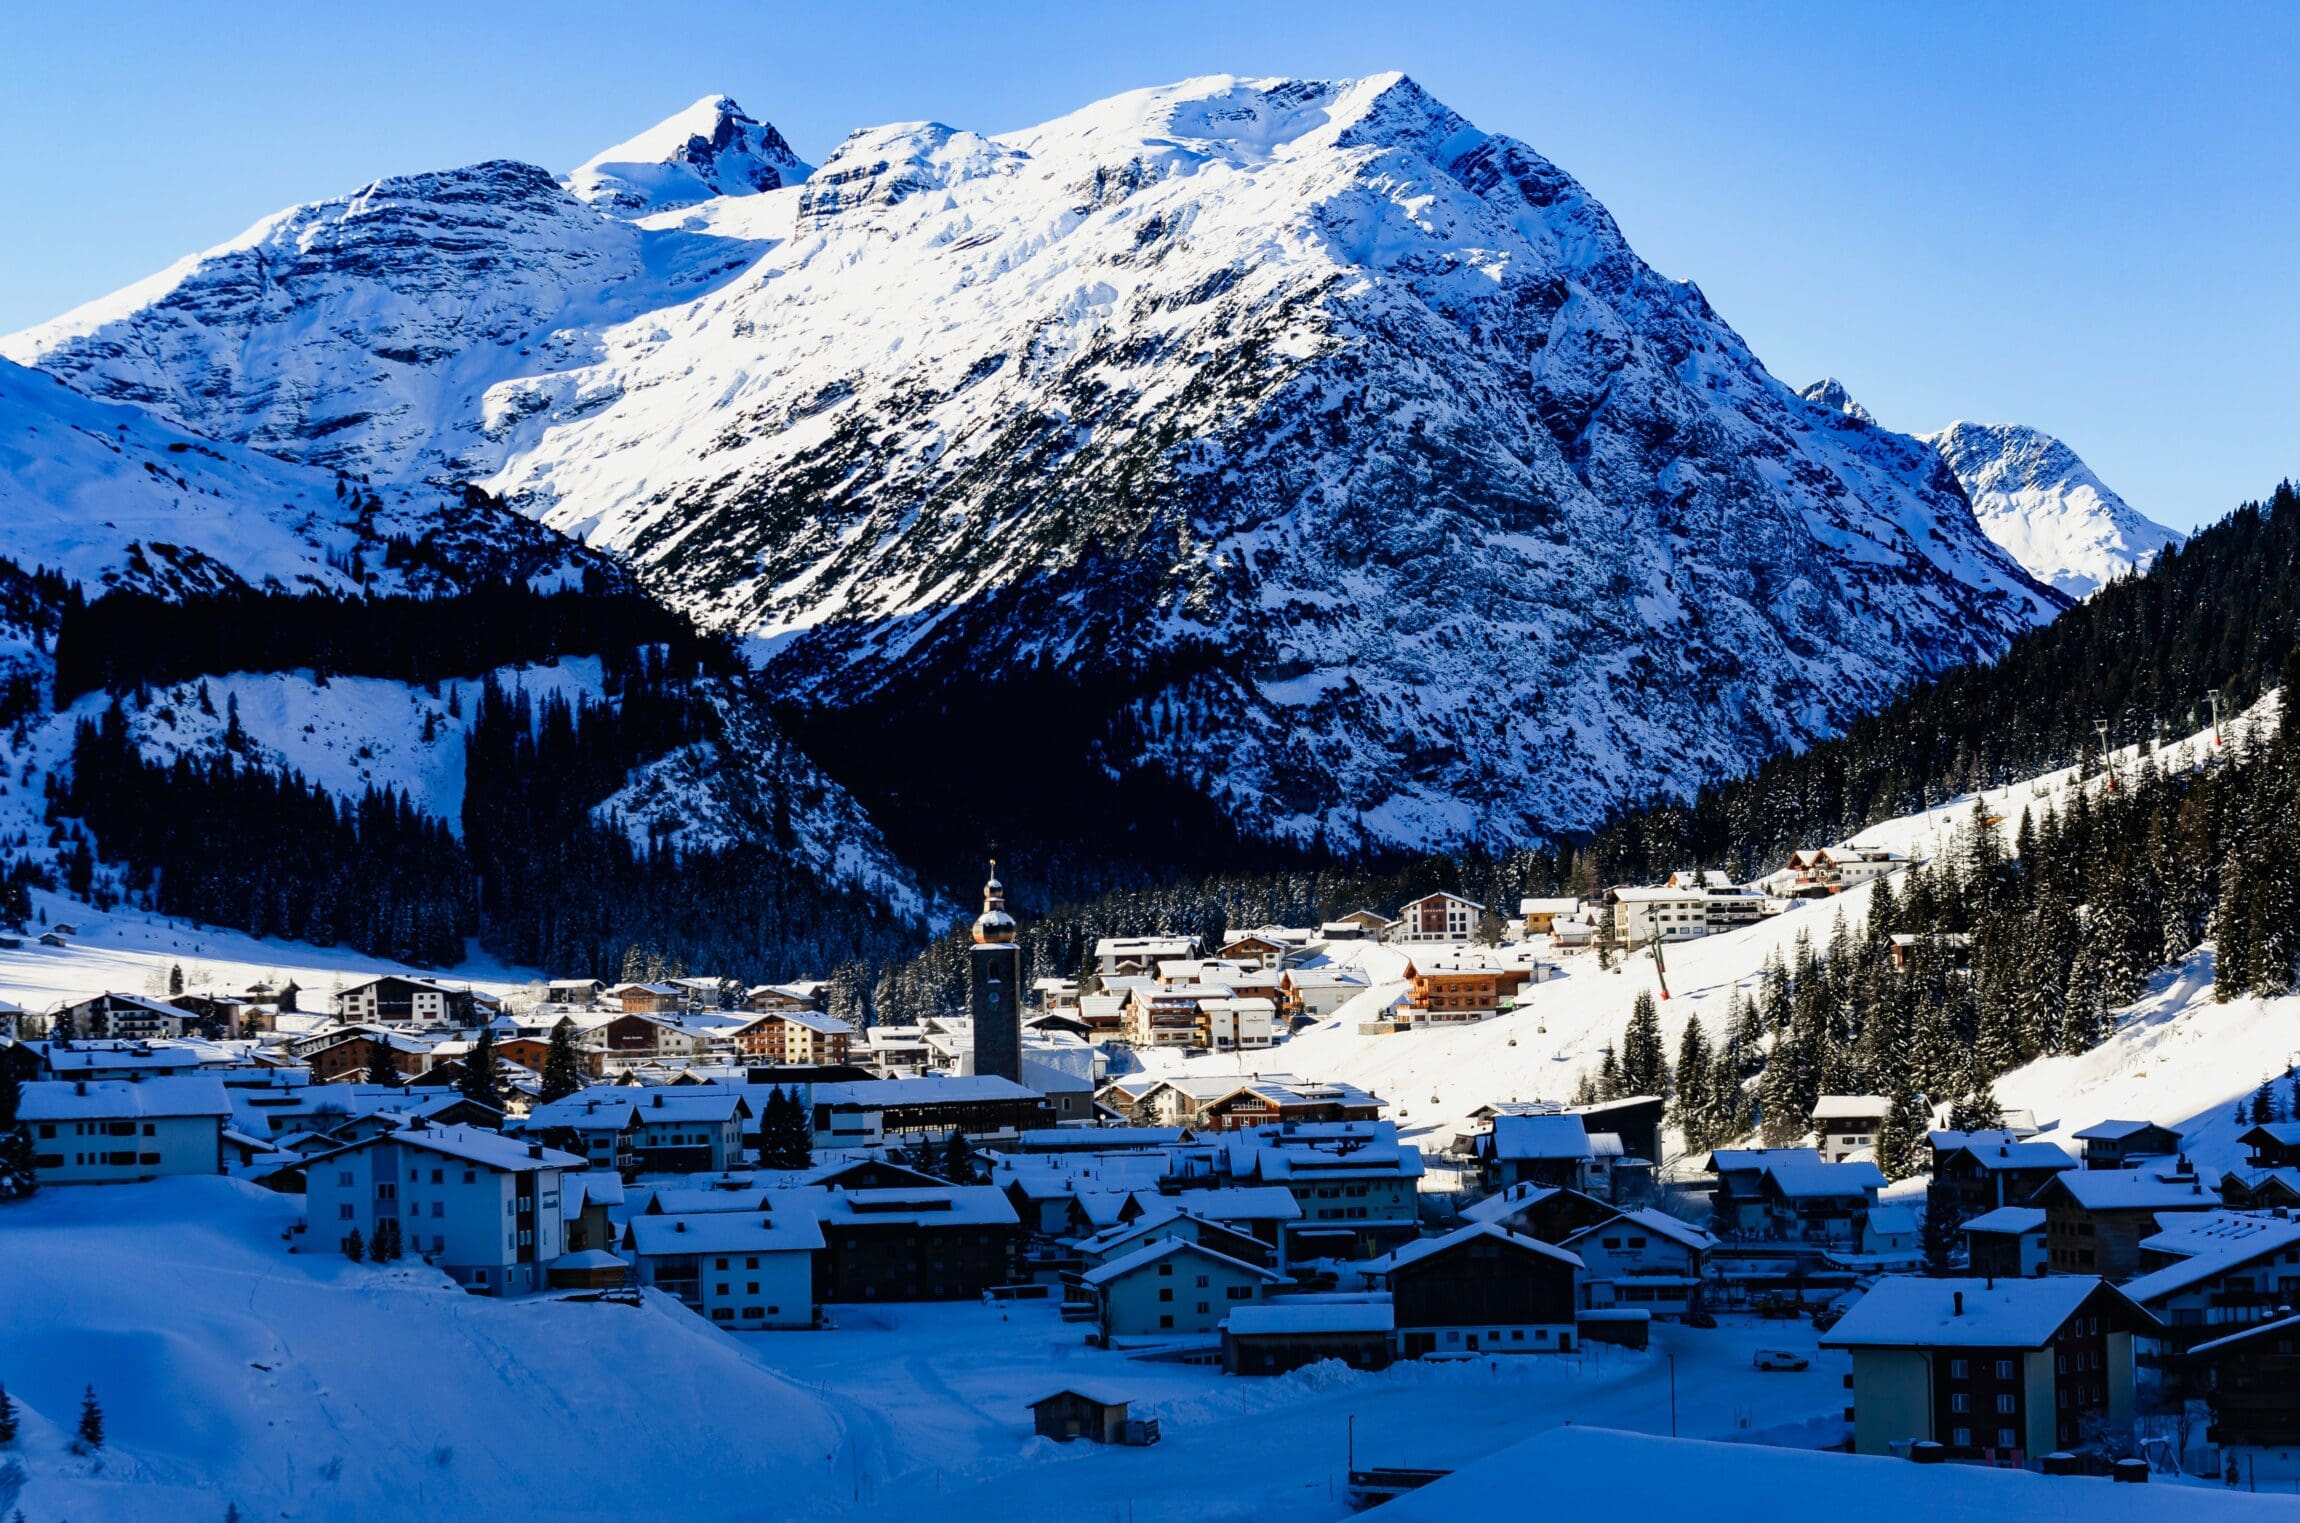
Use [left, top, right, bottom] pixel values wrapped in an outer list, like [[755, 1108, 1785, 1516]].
[[1924, 420, 2182, 599], [6, 75, 2069, 852], [566, 95, 812, 216]]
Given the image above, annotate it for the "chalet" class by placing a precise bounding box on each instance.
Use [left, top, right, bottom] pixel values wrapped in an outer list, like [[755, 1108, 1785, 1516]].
[[1132, 1185, 1301, 1251], [306, 1122, 582, 1297], [30, 1039, 208, 1083], [743, 981, 827, 1014], [543, 978, 605, 1007], [1514, 897, 1581, 937], [1559, 1208, 1716, 1318], [1567, 1095, 1666, 1176], [2190, 1313, 2300, 1485], [809, 1185, 1020, 1301], [1196, 1079, 1382, 1132], [731, 1009, 855, 1066], [809, 1074, 1053, 1148], [2240, 1122, 2300, 1170], [496, 1033, 605, 1081], [2122, 1210, 2300, 1345], [2072, 1118, 2185, 1170], [604, 982, 685, 1015], [2223, 1167, 2300, 1212], [1766, 846, 1911, 898], [1126, 985, 1216, 1050], [1823, 1275, 2155, 1462], [1753, 1156, 1885, 1246], [1809, 1095, 1889, 1164], [332, 975, 470, 1026], [1405, 948, 1545, 1023], [1704, 1147, 1824, 1235], [1279, 968, 1371, 1020], [1461, 1183, 1623, 1245], [1080, 1236, 1284, 1339], [51, 992, 193, 1042], [1393, 891, 1483, 944], [516, 1091, 639, 1174], [1321, 909, 1396, 940], [621, 1208, 821, 1328], [299, 1027, 440, 1084], [1373, 1223, 1583, 1356], [18, 1076, 230, 1184], [1886, 931, 1973, 972], [1216, 932, 1289, 966], [1095, 936, 1199, 978], [1961, 1206, 2049, 1278], [1197, 998, 1279, 1053], [2033, 1160, 2220, 1278], [624, 1087, 750, 1171], [1222, 1299, 1395, 1375], [1928, 1133, 2076, 1219], [1482, 1113, 1595, 1191], [1234, 1136, 1424, 1260], [560, 1170, 624, 1256], [1073, 1209, 1274, 1271]]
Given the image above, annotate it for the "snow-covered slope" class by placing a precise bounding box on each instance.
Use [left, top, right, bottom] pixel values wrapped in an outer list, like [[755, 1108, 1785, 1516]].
[[1924, 420, 2184, 599], [0, 1178, 848, 1523], [6, 74, 2066, 849], [0, 356, 597, 598], [566, 94, 811, 215], [1163, 703, 2286, 1181]]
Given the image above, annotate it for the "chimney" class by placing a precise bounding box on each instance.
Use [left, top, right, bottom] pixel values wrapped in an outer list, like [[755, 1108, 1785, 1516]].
[[75, 1080, 87, 1096], [528, 1144, 543, 1159], [1953, 1291, 1964, 1317], [674, 1219, 686, 1233]]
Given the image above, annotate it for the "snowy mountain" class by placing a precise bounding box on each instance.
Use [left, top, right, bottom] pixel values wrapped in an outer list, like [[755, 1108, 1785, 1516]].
[[5, 74, 2069, 852], [0, 355, 601, 599], [1923, 420, 2183, 599], [566, 94, 812, 215]]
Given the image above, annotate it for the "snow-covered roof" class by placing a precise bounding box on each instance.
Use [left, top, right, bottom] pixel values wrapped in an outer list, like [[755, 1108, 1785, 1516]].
[[40, 1044, 207, 1074], [1375, 1426, 2253, 1523], [1566, 1207, 1716, 1253], [1809, 1095, 1890, 1121], [1959, 1206, 2046, 1235], [1136, 1185, 1301, 1222], [2123, 1212, 2300, 1305], [1488, 1112, 1591, 1161], [1948, 1139, 2077, 1173], [1079, 1235, 1284, 1288], [807, 1185, 1019, 1229], [1224, 1300, 1394, 1335], [2190, 1310, 2300, 1357], [1706, 1147, 1820, 1173], [1761, 1157, 1885, 1198], [811, 1075, 1040, 1108], [2038, 1166, 2218, 1211], [1369, 1221, 1582, 1276], [18, 1076, 231, 1121], [1460, 1183, 1561, 1225], [2072, 1118, 2179, 1142], [385, 1123, 583, 1173], [1821, 1275, 2145, 1350], [623, 1210, 824, 1257]]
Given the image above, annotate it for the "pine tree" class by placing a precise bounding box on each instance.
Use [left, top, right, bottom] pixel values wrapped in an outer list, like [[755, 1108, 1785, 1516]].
[[73, 1384, 104, 1452], [1618, 991, 1671, 1098], [539, 1016, 584, 1104], [0, 1380, 16, 1445], [941, 1129, 975, 1184], [342, 1227, 365, 1262], [0, 1124, 36, 1203], [1920, 1184, 1961, 1274], [1669, 1017, 1715, 1149], [1875, 1086, 1930, 1183], [457, 1026, 503, 1112], [168, 961, 184, 996], [365, 1034, 400, 1088], [2252, 1082, 2276, 1125]]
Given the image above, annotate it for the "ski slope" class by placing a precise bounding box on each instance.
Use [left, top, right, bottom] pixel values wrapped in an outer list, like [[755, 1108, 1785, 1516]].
[[1166, 702, 2292, 1178]]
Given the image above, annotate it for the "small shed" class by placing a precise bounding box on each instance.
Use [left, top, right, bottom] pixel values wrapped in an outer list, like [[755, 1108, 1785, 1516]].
[[1223, 1300, 1395, 1375], [1030, 1387, 1131, 1444], [548, 1249, 631, 1291]]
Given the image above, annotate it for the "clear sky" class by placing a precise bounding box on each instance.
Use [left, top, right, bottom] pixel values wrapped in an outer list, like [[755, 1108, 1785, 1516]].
[[3, 0, 2292, 530]]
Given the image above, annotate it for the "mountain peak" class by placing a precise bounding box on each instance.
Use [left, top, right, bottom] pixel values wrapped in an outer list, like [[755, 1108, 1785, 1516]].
[[1798, 377, 1873, 424], [1922, 420, 2181, 599], [567, 94, 812, 217]]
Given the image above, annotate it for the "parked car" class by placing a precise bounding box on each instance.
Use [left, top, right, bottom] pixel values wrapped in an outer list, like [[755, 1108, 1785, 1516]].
[[1752, 1349, 1810, 1372]]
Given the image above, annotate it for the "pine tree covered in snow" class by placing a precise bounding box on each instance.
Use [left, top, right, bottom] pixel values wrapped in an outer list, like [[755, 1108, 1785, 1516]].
[[456, 1028, 503, 1113], [539, 1017, 585, 1104]]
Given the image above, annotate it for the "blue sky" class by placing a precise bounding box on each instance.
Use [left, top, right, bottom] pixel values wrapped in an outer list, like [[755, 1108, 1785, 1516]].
[[3, 0, 2292, 530]]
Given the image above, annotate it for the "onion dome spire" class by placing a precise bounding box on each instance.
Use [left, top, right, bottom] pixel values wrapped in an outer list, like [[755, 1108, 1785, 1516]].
[[972, 859, 1018, 944]]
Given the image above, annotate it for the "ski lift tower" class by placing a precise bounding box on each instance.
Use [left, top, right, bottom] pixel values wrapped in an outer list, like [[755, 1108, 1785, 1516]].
[[2093, 719, 2115, 792], [2208, 688, 2226, 747]]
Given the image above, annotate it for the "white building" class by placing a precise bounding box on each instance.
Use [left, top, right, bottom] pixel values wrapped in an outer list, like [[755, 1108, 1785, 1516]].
[[1080, 1236, 1283, 1339], [621, 1208, 822, 1329], [1393, 892, 1484, 944], [1610, 886, 1711, 944], [1810, 1095, 1892, 1163], [306, 1121, 582, 1296], [18, 1076, 230, 1184], [1561, 1207, 1717, 1318]]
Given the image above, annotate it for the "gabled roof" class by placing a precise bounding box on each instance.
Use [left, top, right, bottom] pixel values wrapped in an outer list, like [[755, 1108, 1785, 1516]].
[[1959, 1206, 2046, 1235], [319, 1121, 581, 1173], [1369, 1221, 1583, 1275], [2123, 1212, 2300, 1305], [1132, 1185, 1302, 1222], [2190, 1310, 2300, 1357], [1944, 1139, 2076, 1174], [1809, 1094, 1891, 1121], [1080, 1235, 1286, 1288], [2072, 1118, 2180, 1142], [1822, 1275, 2154, 1350], [1760, 1157, 1885, 1198], [1564, 1207, 1716, 1254], [1460, 1183, 1562, 1225], [2035, 1166, 2218, 1211]]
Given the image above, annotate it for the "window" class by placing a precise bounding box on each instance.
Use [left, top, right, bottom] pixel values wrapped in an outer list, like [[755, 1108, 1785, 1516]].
[[1952, 1427, 1972, 1448], [747, 1283, 759, 1294], [431, 1202, 444, 1218], [1948, 1359, 1969, 1379], [1995, 1394, 2016, 1415], [1195, 1275, 1210, 1288], [339, 1203, 356, 1220], [1197, 1301, 1210, 1314], [1994, 1359, 2014, 1381], [715, 1257, 730, 1270], [1949, 1393, 1969, 1413], [1159, 1314, 1174, 1329], [338, 1171, 355, 1186], [1226, 1285, 1253, 1300], [1998, 1428, 2018, 1450], [1157, 1288, 1173, 1302], [431, 1169, 443, 1184]]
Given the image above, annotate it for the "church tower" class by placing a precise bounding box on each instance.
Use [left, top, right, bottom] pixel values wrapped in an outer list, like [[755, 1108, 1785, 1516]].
[[968, 861, 1024, 1084]]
